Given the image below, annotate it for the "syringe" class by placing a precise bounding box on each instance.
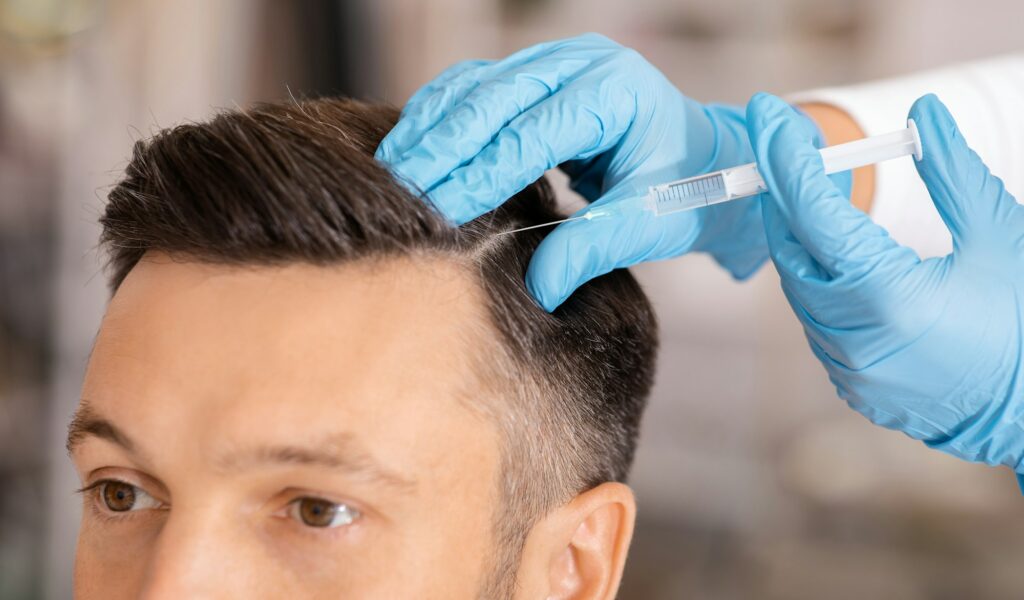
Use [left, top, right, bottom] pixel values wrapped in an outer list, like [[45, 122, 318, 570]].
[[645, 119, 921, 216], [500, 119, 922, 235]]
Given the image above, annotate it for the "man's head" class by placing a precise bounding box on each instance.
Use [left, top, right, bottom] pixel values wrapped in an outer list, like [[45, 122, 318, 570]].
[[69, 99, 657, 598]]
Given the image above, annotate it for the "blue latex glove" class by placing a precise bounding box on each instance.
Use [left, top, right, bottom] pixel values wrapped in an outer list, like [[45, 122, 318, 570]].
[[376, 33, 769, 311], [749, 92, 1024, 486]]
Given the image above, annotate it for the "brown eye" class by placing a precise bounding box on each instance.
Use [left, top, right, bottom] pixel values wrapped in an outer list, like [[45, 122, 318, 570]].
[[101, 481, 136, 512], [291, 497, 359, 528], [89, 480, 162, 514], [298, 498, 336, 527]]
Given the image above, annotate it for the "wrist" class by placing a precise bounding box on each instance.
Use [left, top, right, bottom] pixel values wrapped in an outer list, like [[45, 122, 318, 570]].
[[701, 103, 755, 170], [693, 104, 766, 278], [698, 197, 769, 279], [797, 102, 876, 213]]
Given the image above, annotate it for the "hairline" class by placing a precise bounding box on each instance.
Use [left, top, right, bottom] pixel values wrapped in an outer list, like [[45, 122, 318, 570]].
[[98, 97, 656, 598], [105, 245, 546, 576]]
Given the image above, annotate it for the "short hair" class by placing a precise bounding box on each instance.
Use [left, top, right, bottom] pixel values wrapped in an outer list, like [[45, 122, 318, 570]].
[[100, 98, 657, 594]]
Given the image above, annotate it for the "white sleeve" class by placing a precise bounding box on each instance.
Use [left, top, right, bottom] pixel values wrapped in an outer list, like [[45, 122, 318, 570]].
[[790, 55, 1024, 258]]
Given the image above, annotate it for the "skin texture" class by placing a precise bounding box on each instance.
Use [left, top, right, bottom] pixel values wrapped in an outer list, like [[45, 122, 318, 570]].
[[70, 252, 634, 599]]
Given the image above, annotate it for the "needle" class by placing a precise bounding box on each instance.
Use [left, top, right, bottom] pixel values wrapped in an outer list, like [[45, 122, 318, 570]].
[[498, 210, 603, 236]]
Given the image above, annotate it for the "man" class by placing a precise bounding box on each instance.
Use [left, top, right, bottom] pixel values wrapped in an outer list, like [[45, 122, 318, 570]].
[[68, 99, 658, 598], [378, 34, 1024, 490]]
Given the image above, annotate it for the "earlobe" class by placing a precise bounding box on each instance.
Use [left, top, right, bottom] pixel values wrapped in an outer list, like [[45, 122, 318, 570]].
[[545, 482, 637, 600]]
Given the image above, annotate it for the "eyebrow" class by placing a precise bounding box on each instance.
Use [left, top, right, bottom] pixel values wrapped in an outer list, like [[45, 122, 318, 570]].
[[67, 401, 136, 456], [66, 402, 416, 492], [221, 437, 417, 491]]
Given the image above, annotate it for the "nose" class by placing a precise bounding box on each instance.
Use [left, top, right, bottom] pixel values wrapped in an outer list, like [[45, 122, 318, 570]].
[[137, 504, 261, 599]]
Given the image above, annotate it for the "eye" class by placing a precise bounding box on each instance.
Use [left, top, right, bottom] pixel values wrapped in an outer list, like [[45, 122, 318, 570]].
[[92, 480, 163, 513], [287, 497, 360, 529]]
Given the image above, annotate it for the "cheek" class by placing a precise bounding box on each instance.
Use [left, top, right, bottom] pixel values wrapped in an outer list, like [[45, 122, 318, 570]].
[[259, 515, 491, 598], [378, 477, 499, 595], [73, 508, 495, 598], [74, 516, 158, 598]]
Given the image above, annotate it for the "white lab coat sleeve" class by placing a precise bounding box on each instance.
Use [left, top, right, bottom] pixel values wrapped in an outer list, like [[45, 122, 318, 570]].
[[789, 55, 1024, 258]]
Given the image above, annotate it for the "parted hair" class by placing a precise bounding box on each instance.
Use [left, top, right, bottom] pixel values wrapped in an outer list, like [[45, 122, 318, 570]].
[[100, 98, 657, 593]]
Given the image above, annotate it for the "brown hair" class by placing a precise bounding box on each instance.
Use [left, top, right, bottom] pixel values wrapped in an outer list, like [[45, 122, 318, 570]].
[[101, 98, 657, 595]]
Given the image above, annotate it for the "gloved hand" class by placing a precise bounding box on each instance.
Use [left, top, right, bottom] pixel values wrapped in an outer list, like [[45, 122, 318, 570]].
[[749, 92, 1024, 485], [376, 33, 771, 311]]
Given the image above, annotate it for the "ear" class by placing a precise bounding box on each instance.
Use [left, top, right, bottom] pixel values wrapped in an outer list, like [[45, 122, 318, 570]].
[[518, 482, 636, 600]]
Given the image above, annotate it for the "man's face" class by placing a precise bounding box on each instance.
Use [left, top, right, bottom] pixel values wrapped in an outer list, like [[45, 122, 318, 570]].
[[71, 253, 504, 598]]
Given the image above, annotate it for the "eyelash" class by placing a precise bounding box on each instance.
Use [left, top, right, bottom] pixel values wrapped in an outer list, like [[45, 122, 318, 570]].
[[76, 479, 166, 523], [77, 480, 362, 533]]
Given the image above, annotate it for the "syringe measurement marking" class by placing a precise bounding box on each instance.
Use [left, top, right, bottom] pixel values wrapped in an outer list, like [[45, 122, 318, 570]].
[[655, 174, 726, 212]]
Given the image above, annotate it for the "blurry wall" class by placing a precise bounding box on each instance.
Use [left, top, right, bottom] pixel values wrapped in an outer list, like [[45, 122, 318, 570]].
[[0, 1, 1022, 598]]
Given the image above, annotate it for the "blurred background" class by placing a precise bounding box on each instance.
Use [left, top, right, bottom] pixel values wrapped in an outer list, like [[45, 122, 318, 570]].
[[1, 0, 1023, 598]]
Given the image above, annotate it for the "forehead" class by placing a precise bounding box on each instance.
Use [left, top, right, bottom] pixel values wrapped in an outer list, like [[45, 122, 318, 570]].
[[83, 252, 497, 477]]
